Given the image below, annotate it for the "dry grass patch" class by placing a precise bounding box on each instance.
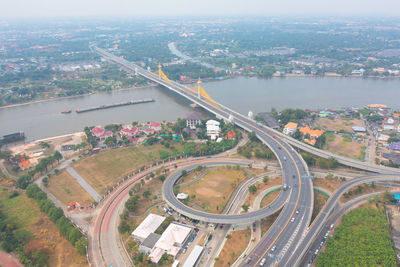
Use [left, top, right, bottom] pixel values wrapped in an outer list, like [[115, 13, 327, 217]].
[[313, 177, 343, 192], [325, 133, 365, 159], [47, 170, 94, 206], [181, 166, 249, 213], [73, 144, 182, 195], [317, 118, 363, 132], [260, 190, 281, 208], [215, 229, 251, 267], [311, 191, 329, 223], [0, 190, 88, 267]]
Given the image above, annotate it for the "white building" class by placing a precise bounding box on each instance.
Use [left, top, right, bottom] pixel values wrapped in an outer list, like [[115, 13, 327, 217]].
[[384, 124, 395, 131], [387, 117, 395, 125], [206, 120, 221, 140], [183, 245, 204, 267], [186, 112, 202, 129], [149, 223, 192, 263], [283, 122, 298, 136], [131, 214, 166, 242]]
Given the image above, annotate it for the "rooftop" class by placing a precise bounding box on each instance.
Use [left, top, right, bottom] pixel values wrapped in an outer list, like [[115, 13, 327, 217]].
[[300, 126, 324, 138], [285, 122, 298, 129], [186, 111, 202, 121], [183, 245, 204, 267], [131, 214, 166, 241], [141, 233, 161, 249]]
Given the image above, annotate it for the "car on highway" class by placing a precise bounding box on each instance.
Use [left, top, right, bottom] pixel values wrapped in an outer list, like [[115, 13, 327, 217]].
[[271, 245, 276, 252], [296, 210, 299, 214], [260, 258, 266, 266], [291, 217, 295, 223], [330, 224, 334, 230], [283, 156, 287, 161], [272, 136, 276, 139], [314, 249, 319, 255]]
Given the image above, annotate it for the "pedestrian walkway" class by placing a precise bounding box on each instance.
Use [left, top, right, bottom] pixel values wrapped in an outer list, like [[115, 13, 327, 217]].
[[66, 166, 102, 202]]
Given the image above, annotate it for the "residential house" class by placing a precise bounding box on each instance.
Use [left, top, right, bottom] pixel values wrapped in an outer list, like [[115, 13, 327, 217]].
[[120, 126, 139, 138], [226, 130, 236, 139], [283, 122, 298, 136], [91, 126, 113, 141], [149, 122, 162, 132], [299, 126, 324, 145], [186, 112, 202, 129]]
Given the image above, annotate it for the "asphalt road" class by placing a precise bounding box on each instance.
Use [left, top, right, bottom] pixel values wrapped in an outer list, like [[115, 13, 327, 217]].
[[94, 46, 313, 267]]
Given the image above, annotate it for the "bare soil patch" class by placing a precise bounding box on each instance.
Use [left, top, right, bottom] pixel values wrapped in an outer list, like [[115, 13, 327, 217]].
[[215, 229, 251, 267], [317, 118, 363, 132], [181, 166, 249, 213], [47, 170, 94, 206], [325, 133, 364, 159]]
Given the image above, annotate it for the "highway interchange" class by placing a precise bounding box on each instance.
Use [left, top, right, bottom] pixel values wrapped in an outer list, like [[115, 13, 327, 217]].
[[92, 46, 400, 267]]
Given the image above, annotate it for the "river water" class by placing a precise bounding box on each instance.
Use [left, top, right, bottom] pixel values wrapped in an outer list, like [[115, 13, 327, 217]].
[[1, 76, 400, 141]]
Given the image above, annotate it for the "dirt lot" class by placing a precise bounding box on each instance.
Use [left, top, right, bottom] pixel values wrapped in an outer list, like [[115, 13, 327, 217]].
[[73, 143, 182, 195], [181, 166, 249, 213], [0, 190, 88, 267], [324, 133, 365, 159], [311, 191, 329, 223], [317, 118, 363, 132], [260, 189, 281, 208], [47, 170, 94, 206], [215, 229, 251, 267]]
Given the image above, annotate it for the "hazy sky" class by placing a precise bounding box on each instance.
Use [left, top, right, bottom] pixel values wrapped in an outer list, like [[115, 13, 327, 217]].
[[1, 0, 400, 17]]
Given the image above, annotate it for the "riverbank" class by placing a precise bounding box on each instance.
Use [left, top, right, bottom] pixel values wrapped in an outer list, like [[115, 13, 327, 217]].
[[0, 84, 156, 110]]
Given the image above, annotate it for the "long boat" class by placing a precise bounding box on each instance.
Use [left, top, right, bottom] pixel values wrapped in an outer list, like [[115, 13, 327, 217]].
[[75, 98, 155, 113]]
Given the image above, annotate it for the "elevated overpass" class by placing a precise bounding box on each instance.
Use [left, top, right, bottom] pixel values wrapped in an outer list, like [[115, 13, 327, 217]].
[[94, 45, 398, 175]]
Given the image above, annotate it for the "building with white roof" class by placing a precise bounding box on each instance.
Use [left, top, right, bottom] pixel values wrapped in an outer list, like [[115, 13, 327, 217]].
[[149, 223, 192, 263], [183, 245, 204, 267], [206, 120, 220, 140], [131, 214, 166, 242]]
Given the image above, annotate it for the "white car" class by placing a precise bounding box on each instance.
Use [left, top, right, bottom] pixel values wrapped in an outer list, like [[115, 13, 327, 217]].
[[260, 258, 266, 266], [291, 217, 295, 223], [271, 245, 276, 252]]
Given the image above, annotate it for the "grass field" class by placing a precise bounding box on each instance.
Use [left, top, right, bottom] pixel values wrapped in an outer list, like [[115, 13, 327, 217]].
[[73, 143, 183, 195], [0, 189, 88, 267], [215, 229, 251, 267], [324, 133, 364, 159], [47, 170, 94, 206], [313, 177, 343, 192], [181, 166, 249, 213]]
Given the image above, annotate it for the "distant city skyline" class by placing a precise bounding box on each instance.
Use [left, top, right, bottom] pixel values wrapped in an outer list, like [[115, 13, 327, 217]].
[[1, 0, 400, 18]]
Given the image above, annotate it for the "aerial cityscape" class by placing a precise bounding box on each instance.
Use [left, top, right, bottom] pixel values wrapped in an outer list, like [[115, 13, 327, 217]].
[[1, 1, 400, 267]]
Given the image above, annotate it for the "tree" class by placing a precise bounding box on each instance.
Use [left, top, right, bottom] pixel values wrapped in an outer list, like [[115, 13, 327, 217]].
[[74, 237, 87, 255], [242, 204, 249, 212], [143, 190, 151, 198], [158, 175, 166, 182], [118, 220, 130, 233], [248, 185, 257, 194], [248, 131, 258, 142], [104, 137, 117, 147], [263, 176, 269, 183], [53, 150, 63, 163]]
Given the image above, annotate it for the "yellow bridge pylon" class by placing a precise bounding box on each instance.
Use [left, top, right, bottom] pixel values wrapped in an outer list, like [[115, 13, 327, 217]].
[[154, 64, 172, 83], [155, 64, 221, 110]]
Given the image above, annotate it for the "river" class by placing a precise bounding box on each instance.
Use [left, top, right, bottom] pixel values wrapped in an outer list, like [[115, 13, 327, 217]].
[[1, 76, 400, 141]]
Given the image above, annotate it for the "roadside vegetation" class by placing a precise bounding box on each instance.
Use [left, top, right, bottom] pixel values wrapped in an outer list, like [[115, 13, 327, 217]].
[[25, 184, 87, 256], [316, 205, 397, 266], [0, 188, 88, 267]]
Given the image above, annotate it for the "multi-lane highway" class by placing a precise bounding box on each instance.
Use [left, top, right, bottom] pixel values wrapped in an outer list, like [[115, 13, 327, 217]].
[[94, 46, 315, 266], [92, 46, 400, 267]]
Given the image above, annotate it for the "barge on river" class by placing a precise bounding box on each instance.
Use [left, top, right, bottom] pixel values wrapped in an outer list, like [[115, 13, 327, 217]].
[[75, 98, 155, 114]]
